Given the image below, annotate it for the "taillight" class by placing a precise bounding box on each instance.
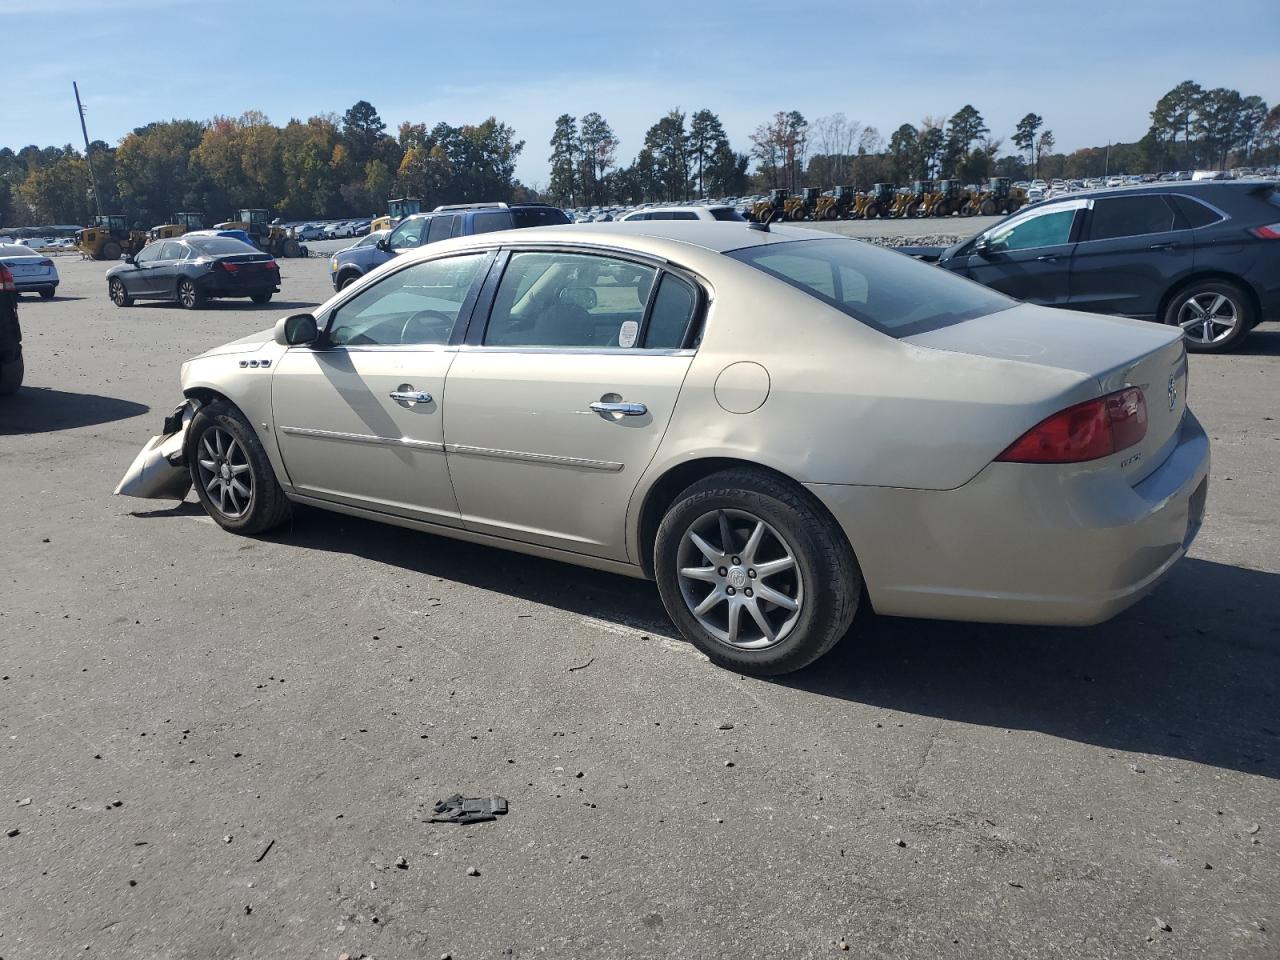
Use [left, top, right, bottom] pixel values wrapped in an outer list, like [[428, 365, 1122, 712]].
[[263, 260, 277, 270], [218, 261, 240, 273], [38, 259, 54, 267], [1250, 223, 1280, 239], [996, 387, 1147, 464], [0, 265, 14, 292]]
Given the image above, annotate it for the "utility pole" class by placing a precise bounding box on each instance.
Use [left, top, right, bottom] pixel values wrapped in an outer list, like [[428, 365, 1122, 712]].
[[1104, 141, 1111, 178], [73, 81, 103, 220]]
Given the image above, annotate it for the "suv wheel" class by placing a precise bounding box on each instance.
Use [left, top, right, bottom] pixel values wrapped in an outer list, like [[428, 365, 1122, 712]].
[[654, 469, 861, 676], [1166, 280, 1252, 353]]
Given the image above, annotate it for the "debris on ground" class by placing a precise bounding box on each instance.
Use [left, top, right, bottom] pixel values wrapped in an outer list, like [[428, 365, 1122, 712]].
[[567, 657, 594, 672], [255, 839, 275, 862], [428, 794, 508, 825], [466, 866, 480, 877], [1156, 918, 1172, 932], [17, 797, 31, 806], [395, 856, 408, 869], [894, 838, 906, 848]]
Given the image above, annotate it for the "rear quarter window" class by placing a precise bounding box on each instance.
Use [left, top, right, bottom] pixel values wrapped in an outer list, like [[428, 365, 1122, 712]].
[[510, 207, 572, 228]]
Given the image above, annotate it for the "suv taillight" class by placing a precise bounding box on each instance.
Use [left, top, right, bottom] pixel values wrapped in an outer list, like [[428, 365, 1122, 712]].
[[0, 265, 14, 292], [1250, 223, 1280, 239], [996, 388, 1148, 464]]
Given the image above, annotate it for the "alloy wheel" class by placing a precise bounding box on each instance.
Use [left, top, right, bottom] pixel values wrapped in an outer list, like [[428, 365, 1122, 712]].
[[676, 508, 804, 650], [1176, 292, 1237, 345], [110, 280, 126, 305], [196, 427, 252, 518], [179, 281, 197, 309]]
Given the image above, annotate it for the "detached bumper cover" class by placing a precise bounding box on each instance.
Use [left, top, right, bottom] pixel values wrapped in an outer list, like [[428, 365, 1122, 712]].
[[114, 401, 197, 500], [808, 410, 1211, 626]]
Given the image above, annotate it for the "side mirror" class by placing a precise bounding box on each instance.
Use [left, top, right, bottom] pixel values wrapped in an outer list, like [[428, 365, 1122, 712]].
[[274, 313, 318, 346], [125, 255, 136, 265], [376, 237, 391, 252], [972, 236, 992, 257]]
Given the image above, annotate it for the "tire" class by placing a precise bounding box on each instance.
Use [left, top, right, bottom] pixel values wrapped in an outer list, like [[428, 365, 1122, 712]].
[[177, 279, 205, 310], [979, 199, 997, 216], [654, 468, 861, 676], [186, 401, 291, 535], [250, 291, 272, 305], [101, 240, 121, 261], [0, 355, 22, 396], [904, 201, 919, 218], [338, 273, 360, 290], [39, 288, 55, 300], [1164, 279, 1253, 353], [823, 205, 838, 221], [1006, 199, 1022, 215], [864, 202, 880, 219], [283, 238, 301, 259], [109, 278, 133, 307]]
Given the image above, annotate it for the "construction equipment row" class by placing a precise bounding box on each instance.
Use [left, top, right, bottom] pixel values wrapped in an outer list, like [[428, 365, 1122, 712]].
[[748, 178, 1027, 223]]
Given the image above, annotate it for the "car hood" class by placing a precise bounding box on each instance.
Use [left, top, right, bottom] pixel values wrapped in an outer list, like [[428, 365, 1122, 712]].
[[188, 327, 274, 360]]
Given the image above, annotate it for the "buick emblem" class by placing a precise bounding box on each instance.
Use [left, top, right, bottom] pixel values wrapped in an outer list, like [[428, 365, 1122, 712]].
[[1168, 375, 1178, 411]]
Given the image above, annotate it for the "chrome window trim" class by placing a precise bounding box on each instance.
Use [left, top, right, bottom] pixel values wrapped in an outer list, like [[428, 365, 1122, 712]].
[[279, 425, 444, 452], [979, 199, 1088, 253], [1073, 193, 1194, 245], [457, 344, 696, 357], [1168, 192, 1231, 225]]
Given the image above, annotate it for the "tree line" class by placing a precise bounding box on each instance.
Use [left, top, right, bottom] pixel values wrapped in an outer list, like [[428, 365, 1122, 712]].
[[0, 101, 528, 228], [3, 82, 1277, 228]]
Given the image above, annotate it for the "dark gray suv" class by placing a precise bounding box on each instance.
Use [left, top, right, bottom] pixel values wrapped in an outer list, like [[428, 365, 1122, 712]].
[[329, 203, 570, 291]]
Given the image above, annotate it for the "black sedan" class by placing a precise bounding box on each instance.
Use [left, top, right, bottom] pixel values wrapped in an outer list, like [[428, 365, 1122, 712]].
[[106, 235, 281, 310], [920, 180, 1280, 352]]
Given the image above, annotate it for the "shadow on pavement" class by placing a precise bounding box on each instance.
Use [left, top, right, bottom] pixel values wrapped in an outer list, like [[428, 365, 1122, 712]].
[[1235, 327, 1280, 356], [280, 506, 1278, 779], [783, 557, 1280, 780], [0, 387, 149, 435]]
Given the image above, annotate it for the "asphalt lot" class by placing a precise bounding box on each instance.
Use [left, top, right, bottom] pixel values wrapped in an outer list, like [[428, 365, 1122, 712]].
[[1, 240, 1277, 960]]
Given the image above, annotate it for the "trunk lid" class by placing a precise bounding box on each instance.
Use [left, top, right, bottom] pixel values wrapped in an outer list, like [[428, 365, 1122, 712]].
[[907, 303, 1188, 484]]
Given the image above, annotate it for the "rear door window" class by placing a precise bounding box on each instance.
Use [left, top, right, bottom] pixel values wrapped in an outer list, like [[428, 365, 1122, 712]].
[[427, 215, 456, 244], [1087, 195, 1177, 240]]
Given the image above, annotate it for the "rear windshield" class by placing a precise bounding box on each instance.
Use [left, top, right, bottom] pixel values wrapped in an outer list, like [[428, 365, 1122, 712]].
[[510, 207, 571, 228], [0, 244, 41, 257], [1268, 187, 1280, 210], [709, 207, 746, 222], [727, 237, 1014, 338], [187, 236, 259, 255]]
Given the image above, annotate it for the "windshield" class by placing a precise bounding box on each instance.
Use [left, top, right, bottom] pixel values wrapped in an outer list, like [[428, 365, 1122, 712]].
[[726, 238, 1014, 338], [186, 236, 259, 256]]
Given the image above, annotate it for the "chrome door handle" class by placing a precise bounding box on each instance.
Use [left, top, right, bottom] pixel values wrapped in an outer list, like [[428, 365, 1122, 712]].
[[389, 390, 432, 404], [1149, 242, 1178, 250], [1036, 255, 1058, 262], [589, 400, 647, 417]]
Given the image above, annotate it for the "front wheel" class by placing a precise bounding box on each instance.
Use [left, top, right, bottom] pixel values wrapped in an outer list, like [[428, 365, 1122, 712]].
[[1165, 280, 1252, 353], [187, 401, 291, 535], [177, 279, 204, 310], [654, 469, 861, 676], [282, 238, 301, 258], [109, 278, 133, 307], [101, 240, 121, 261]]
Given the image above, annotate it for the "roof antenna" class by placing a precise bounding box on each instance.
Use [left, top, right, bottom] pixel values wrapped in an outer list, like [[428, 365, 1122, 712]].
[[748, 219, 769, 232]]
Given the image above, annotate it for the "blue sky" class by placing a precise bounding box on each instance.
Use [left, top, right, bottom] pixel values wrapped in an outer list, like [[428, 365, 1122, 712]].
[[6, 0, 1277, 186]]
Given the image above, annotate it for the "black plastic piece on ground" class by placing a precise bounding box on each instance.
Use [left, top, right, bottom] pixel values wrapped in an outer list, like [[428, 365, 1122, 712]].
[[428, 794, 509, 825]]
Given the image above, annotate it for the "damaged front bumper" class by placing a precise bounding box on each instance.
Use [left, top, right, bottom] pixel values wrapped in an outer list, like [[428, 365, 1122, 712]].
[[113, 399, 199, 500]]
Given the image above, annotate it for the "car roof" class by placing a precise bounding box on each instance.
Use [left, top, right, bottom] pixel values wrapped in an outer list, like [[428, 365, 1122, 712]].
[[1049, 179, 1275, 202], [436, 220, 831, 256]]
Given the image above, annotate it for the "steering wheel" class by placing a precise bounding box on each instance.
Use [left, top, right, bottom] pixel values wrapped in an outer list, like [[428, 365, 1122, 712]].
[[399, 309, 453, 344]]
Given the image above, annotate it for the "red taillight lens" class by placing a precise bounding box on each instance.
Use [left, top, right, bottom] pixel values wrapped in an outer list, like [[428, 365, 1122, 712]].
[[263, 260, 277, 271], [996, 387, 1147, 464], [0, 265, 14, 291], [38, 259, 54, 267], [218, 261, 240, 273], [1250, 223, 1280, 239]]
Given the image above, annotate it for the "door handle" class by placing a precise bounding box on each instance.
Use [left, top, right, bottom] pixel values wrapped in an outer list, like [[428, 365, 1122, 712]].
[[389, 389, 432, 404], [1036, 255, 1058, 262], [589, 400, 647, 417], [1149, 242, 1178, 250]]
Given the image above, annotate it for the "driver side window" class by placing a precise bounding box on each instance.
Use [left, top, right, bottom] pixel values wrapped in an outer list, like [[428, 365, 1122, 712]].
[[327, 253, 488, 347], [134, 243, 164, 264], [986, 207, 1076, 252]]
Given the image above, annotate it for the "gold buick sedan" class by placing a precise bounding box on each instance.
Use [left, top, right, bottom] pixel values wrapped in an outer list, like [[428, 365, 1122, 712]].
[[117, 222, 1209, 675]]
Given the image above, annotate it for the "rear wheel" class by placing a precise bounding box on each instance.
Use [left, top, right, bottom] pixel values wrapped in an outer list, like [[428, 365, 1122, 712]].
[[654, 469, 861, 676], [187, 401, 291, 535], [101, 240, 121, 261], [979, 199, 997, 216], [904, 201, 919, 218], [1165, 280, 1252, 353], [250, 291, 272, 305], [177, 279, 204, 310], [109, 278, 133, 307], [283, 238, 301, 258]]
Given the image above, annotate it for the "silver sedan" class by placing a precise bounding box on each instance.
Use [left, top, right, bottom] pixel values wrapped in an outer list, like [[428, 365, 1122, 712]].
[[117, 222, 1210, 675]]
